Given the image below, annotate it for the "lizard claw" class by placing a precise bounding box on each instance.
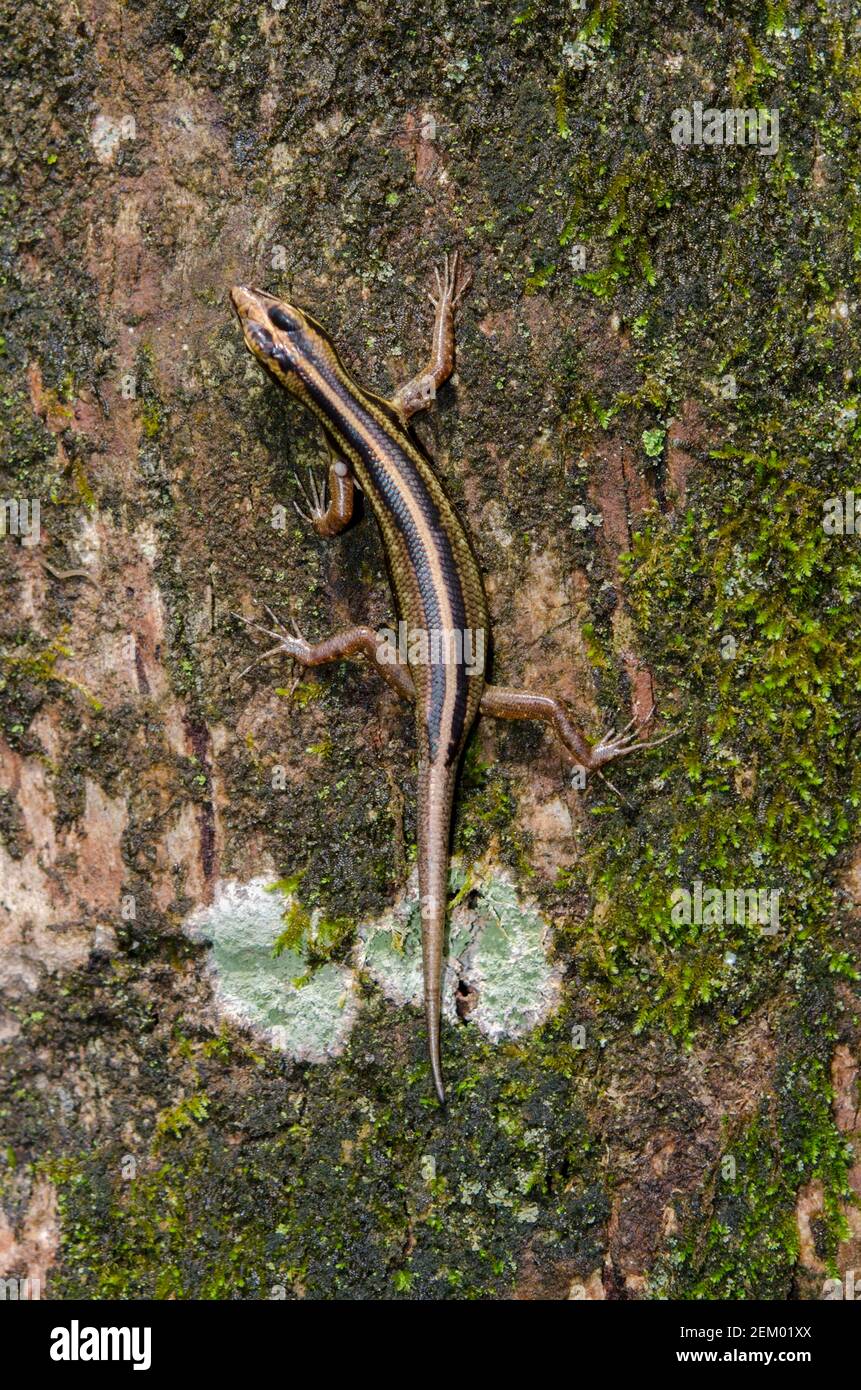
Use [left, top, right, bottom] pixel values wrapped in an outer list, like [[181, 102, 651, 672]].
[[449, 248, 473, 307], [428, 249, 472, 311], [231, 608, 310, 696], [293, 468, 329, 528], [587, 706, 678, 770]]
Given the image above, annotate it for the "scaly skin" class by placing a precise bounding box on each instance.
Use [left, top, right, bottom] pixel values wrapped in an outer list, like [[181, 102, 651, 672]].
[[230, 256, 673, 1104]]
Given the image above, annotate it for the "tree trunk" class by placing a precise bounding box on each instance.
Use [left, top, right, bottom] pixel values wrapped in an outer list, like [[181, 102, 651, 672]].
[[1, 0, 859, 1300]]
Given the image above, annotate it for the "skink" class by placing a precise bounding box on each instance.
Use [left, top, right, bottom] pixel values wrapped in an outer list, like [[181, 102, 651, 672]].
[[231, 254, 669, 1103]]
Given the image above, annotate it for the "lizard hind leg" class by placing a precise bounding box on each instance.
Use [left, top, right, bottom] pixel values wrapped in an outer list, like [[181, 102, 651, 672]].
[[479, 685, 676, 774]]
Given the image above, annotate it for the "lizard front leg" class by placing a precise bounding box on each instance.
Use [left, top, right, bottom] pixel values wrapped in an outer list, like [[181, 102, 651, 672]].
[[293, 435, 355, 539], [391, 250, 472, 421]]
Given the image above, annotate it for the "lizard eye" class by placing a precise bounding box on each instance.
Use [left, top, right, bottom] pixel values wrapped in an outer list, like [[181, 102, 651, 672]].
[[268, 304, 302, 334], [247, 323, 275, 355]]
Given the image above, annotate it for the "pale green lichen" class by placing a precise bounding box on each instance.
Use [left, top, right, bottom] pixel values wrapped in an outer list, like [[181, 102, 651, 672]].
[[186, 878, 359, 1063], [358, 863, 562, 1040], [186, 866, 561, 1063]]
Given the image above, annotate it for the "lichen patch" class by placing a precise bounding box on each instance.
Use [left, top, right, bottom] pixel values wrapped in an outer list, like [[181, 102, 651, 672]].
[[186, 877, 359, 1063], [358, 863, 562, 1041]]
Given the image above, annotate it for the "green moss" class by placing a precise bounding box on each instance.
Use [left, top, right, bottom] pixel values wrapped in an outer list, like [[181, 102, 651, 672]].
[[657, 1001, 854, 1298], [0, 633, 104, 742], [268, 873, 356, 971], [37, 994, 609, 1300], [575, 440, 860, 1039], [272, 898, 355, 971], [524, 261, 557, 294], [139, 400, 163, 439], [2, 637, 66, 685], [155, 1092, 210, 1143]]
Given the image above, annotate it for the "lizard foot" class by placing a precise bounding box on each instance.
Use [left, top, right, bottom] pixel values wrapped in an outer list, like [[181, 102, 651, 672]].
[[292, 467, 329, 528], [232, 606, 310, 697], [586, 705, 678, 771], [429, 248, 473, 313]]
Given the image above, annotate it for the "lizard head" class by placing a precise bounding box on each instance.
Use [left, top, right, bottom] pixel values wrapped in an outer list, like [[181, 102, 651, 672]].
[[230, 285, 321, 394]]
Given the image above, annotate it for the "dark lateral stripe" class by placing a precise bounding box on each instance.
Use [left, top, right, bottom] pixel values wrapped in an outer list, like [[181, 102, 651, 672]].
[[292, 341, 470, 763]]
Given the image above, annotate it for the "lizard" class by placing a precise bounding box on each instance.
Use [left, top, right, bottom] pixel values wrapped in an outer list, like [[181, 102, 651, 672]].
[[230, 253, 671, 1104]]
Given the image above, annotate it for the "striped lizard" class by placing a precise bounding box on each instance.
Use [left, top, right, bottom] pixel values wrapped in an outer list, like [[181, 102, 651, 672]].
[[231, 254, 670, 1103]]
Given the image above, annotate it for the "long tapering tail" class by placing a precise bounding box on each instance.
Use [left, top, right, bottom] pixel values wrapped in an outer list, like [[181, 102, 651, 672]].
[[417, 757, 457, 1105]]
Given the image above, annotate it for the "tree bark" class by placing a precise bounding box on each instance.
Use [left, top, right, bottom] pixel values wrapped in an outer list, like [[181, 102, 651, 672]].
[[1, 0, 859, 1300]]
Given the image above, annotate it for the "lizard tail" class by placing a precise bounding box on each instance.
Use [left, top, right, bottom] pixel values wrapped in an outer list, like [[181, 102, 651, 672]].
[[417, 757, 457, 1106]]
